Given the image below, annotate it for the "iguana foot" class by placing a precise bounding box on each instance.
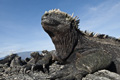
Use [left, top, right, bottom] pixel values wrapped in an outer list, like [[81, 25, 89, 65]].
[[48, 64, 83, 80]]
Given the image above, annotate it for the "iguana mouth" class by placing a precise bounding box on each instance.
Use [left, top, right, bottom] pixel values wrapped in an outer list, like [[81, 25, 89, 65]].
[[41, 17, 51, 25]]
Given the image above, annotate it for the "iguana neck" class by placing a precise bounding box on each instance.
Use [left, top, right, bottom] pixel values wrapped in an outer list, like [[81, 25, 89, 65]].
[[51, 28, 78, 63]]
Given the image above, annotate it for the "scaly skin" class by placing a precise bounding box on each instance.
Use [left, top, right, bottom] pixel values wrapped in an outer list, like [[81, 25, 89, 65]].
[[41, 9, 120, 80], [23, 51, 52, 73]]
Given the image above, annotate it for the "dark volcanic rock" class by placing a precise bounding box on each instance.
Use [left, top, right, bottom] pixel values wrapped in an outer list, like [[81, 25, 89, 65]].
[[0, 50, 120, 80], [0, 51, 64, 80], [10, 56, 23, 67], [82, 70, 120, 80], [0, 54, 17, 65]]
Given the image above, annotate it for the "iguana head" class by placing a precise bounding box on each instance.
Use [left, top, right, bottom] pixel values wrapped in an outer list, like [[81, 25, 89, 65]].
[[41, 9, 79, 63], [41, 9, 79, 34]]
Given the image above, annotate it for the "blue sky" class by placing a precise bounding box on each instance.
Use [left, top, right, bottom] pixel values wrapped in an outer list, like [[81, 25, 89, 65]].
[[0, 0, 120, 57]]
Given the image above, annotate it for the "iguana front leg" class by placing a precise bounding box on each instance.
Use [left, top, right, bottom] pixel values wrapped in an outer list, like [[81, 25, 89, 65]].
[[49, 49, 112, 80]]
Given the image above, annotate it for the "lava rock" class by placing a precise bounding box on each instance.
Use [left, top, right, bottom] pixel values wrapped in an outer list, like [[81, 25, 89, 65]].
[[82, 70, 120, 80]]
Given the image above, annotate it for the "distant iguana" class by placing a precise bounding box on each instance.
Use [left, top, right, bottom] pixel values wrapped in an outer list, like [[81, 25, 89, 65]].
[[41, 9, 120, 80]]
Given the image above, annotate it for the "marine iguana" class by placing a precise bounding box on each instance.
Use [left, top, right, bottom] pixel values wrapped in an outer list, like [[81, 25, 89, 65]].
[[41, 9, 120, 80], [23, 51, 53, 73]]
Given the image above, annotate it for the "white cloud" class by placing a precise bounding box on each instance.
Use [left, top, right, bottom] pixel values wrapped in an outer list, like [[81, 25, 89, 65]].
[[89, 7, 97, 11], [79, 1, 120, 38], [0, 38, 55, 58]]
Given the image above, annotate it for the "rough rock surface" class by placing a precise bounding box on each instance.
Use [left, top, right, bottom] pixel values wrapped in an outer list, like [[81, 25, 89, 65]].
[[0, 51, 64, 80], [82, 70, 120, 80], [0, 51, 120, 80]]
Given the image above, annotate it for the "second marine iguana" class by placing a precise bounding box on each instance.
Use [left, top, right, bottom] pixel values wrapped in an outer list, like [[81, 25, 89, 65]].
[[41, 9, 120, 79]]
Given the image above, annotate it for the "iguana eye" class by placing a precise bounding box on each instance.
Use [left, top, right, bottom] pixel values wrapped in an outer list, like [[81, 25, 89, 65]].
[[44, 13, 49, 16]]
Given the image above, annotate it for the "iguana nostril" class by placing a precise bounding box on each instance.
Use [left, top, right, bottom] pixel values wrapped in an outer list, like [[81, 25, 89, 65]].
[[42, 16, 47, 20]]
